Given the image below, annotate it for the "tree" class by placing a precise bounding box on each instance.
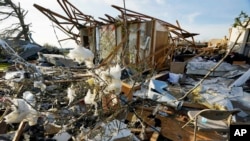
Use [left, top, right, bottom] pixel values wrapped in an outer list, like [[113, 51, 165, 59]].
[[0, 0, 30, 41], [233, 11, 250, 28]]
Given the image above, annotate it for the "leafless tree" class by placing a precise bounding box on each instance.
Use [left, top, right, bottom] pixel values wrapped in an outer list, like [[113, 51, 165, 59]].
[[0, 0, 30, 41]]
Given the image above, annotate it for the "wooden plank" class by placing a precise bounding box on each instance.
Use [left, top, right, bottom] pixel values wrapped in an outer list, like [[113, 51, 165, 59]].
[[150, 129, 160, 141], [129, 107, 226, 141], [121, 82, 141, 101], [102, 93, 120, 113], [13, 121, 26, 141], [130, 128, 155, 133], [154, 30, 169, 70], [182, 101, 208, 109]]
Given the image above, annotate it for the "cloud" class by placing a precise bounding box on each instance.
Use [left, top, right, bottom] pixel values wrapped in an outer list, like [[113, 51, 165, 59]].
[[183, 23, 231, 41], [155, 0, 166, 5], [3, 0, 249, 47], [103, 0, 122, 5], [186, 12, 201, 24]]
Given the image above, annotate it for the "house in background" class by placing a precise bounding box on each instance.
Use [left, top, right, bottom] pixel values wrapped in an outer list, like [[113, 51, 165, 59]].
[[34, 0, 199, 71]]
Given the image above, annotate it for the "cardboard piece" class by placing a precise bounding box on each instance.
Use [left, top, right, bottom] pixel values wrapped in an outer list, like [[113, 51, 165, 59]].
[[170, 62, 186, 74]]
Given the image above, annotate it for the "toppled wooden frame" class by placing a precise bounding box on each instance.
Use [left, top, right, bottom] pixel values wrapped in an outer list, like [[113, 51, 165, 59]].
[[33, 0, 199, 71]]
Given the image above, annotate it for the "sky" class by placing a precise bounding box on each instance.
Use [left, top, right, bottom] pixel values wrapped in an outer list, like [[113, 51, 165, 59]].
[[2, 0, 250, 48]]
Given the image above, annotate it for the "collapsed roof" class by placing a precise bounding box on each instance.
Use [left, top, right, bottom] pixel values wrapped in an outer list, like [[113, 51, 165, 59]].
[[33, 0, 199, 71], [33, 0, 199, 44]]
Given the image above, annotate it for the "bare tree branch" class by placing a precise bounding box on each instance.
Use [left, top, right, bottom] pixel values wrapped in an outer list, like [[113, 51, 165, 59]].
[[0, 0, 30, 41]]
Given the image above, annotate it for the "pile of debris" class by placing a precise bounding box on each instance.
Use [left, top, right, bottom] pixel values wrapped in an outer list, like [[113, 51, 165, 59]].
[[1, 33, 250, 141], [0, 1, 250, 140]]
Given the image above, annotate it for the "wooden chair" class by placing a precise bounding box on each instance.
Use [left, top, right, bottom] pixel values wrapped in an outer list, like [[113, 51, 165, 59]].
[[182, 108, 241, 141]]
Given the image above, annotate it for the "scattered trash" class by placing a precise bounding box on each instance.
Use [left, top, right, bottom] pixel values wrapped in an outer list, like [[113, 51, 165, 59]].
[[0, 1, 250, 141]]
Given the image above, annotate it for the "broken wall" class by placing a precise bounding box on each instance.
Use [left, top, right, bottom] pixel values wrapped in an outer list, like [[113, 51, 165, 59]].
[[126, 21, 153, 69], [153, 20, 170, 69], [229, 24, 250, 56], [96, 20, 170, 71], [99, 24, 116, 61]]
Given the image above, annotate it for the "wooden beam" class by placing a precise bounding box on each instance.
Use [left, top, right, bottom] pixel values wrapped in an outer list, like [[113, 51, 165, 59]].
[[150, 130, 160, 141], [13, 121, 26, 141], [130, 107, 226, 141]]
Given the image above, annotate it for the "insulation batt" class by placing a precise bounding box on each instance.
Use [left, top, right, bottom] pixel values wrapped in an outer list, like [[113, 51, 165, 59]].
[[84, 89, 98, 116], [107, 64, 122, 94], [98, 64, 121, 80], [67, 85, 76, 106], [4, 98, 38, 126], [106, 78, 122, 95], [95, 67, 109, 87], [109, 64, 122, 79], [98, 64, 122, 94], [23, 91, 36, 107], [4, 71, 26, 82], [67, 46, 94, 68]]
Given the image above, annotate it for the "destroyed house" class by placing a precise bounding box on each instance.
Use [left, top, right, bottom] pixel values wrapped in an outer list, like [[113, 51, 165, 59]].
[[2, 1, 250, 141], [34, 0, 199, 71]]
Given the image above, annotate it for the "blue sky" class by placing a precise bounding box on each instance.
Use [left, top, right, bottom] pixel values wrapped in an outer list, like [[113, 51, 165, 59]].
[[6, 0, 250, 47]]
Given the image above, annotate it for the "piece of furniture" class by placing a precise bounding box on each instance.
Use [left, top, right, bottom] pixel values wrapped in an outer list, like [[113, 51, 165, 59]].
[[182, 108, 241, 141]]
